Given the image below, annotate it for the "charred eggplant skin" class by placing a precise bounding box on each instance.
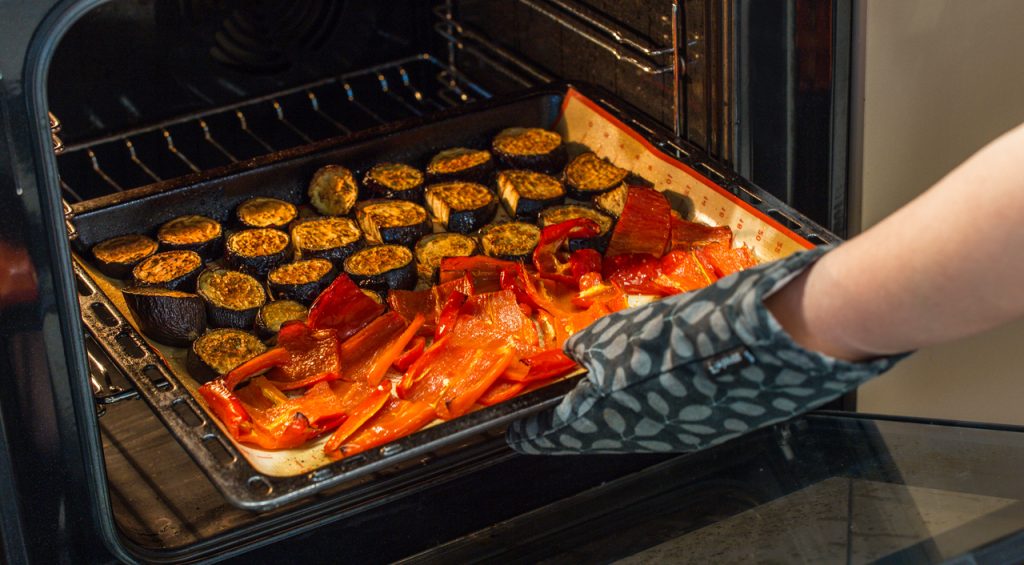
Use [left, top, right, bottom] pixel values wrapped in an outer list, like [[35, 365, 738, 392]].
[[187, 328, 267, 384], [122, 286, 207, 347], [225, 228, 290, 277], [156, 215, 224, 260], [491, 128, 567, 174], [425, 147, 496, 185], [363, 163, 426, 203], [92, 234, 159, 279], [131, 250, 204, 291], [308, 165, 359, 216], [197, 268, 266, 329], [255, 300, 308, 340], [424, 182, 499, 234], [267, 259, 336, 305], [343, 244, 417, 292]]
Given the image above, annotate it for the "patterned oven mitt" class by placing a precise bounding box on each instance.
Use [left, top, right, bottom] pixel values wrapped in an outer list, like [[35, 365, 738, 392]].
[[507, 246, 909, 455]]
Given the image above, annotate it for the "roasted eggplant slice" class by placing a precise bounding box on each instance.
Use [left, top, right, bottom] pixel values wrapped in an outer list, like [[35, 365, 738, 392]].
[[424, 182, 498, 234], [538, 204, 616, 252], [131, 250, 204, 291], [255, 300, 308, 340], [267, 259, 336, 304], [122, 286, 206, 347], [197, 268, 266, 329], [225, 228, 290, 277], [356, 200, 431, 247], [308, 165, 360, 217], [236, 197, 298, 229], [156, 214, 224, 259], [480, 222, 541, 262], [425, 147, 495, 184], [491, 127, 567, 173], [343, 245, 416, 292], [362, 288, 385, 305], [363, 162, 425, 203], [564, 152, 628, 200], [496, 169, 566, 220], [92, 234, 158, 279], [414, 232, 479, 281], [187, 328, 267, 383], [593, 183, 629, 218], [291, 216, 364, 267]]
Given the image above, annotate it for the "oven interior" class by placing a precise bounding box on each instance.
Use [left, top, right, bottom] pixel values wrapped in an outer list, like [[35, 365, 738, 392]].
[[40, 0, 844, 560]]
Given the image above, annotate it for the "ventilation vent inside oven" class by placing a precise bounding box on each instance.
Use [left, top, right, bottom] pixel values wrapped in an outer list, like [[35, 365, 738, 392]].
[[181, 0, 343, 75]]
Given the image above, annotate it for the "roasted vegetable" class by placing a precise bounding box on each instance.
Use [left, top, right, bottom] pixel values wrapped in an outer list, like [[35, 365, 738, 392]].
[[491, 127, 566, 173], [267, 259, 336, 304], [424, 181, 498, 234], [425, 147, 495, 184], [363, 162, 425, 203], [188, 328, 267, 383], [197, 268, 266, 329], [225, 228, 290, 277], [255, 300, 308, 340], [538, 204, 616, 252], [236, 197, 298, 230], [290, 216, 364, 267], [307, 273, 385, 341], [564, 152, 628, 200], [480, 222, 541, 262], [122, 286, 206, 347], [156, 215, 223, 259], [343, 244, 416, 292], [131, 250, 203, 291], [594, 183, 628, 217], [308, 164, 359, 216], [92, 234, 158, 279], [414, 232, 478, 282], [496, 169, 565, 220], [355, 199, 431, 247]]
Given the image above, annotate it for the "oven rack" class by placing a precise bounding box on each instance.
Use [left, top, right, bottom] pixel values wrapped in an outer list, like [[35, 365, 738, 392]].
[[56, 54, 492, 204]]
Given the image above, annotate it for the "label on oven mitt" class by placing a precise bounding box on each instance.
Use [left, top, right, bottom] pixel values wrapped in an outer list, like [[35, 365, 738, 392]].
[[507, 246, 910, 455]]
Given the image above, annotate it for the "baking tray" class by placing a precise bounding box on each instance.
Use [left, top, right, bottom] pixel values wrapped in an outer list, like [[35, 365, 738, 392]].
[[71, 82, 838, 511]]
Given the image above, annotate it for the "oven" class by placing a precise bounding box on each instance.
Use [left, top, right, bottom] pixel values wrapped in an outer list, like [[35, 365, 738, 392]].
[[0, 1, 852, 562]]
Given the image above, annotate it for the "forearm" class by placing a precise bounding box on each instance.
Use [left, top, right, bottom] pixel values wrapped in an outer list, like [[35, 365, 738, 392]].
[[768, 122, 1024, 361]]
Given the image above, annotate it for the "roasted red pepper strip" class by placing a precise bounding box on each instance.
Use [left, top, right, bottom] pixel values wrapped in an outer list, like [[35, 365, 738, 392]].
[[223, 347, 291, 391], [477, 380, 526, 406], [439, 256, 519, 285], [434, 291, 467, 341], [654, 250, 716, 294], [533, 218, 601, 286], [505, 349, 578, 383], [667, 214, 733, 252], [606, 186, 672, 258], [323, 386, 390, 454], [307, 274, 385, 341], [403, 335, 514, 419], [365, 313, 424, 387], [603, 253, 668, 296], [387, 289, 437, 333], [272, 371, 343, 392], [339, 312, 424, 387], [695, 242, 757, 278], [499, 268, 540, 310], [268, 322, 341, 383], [573, 272, 629, 311], [443, 347, 515, 419], [393, 336, 426, 372], [396, 334, 451, 398], [569, 248, 603, 281], [331, 398, 437, 459], [198, 379, 252, 436]]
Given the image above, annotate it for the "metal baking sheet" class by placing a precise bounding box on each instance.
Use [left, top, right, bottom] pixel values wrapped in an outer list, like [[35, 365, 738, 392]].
[[72, 83, 837, 511]]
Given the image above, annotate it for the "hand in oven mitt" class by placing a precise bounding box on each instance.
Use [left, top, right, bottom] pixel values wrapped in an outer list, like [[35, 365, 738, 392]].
[[507, 246, 909, 455]]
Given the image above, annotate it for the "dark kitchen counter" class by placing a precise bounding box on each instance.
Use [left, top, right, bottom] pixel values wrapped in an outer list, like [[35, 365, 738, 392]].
[[400, 413, 1024, 564]]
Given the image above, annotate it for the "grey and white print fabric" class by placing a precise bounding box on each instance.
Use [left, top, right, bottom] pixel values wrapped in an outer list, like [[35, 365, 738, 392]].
[[507, 246, 909, 455]]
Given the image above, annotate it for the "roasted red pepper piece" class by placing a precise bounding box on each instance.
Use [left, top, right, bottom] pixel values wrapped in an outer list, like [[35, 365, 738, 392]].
[[387, 289, 437, 333], [307, 274, 385, 341], [393, 336, 426, 372], [434, 291, 467, 341], [696, 242, 757, 278], [654, 250, 716, 294], [606, 186, 672, 257], [267, 322, 341, 384], [323, 386, 390, 453], [403, 335, 514, 419], [396, 334, 450, 398], [198, 379, 252, 436], [533, 218, 601, 286], [512, 349, 579, 383], [442, 347, 514, 419], [439, 256, 519, 286], [499, 268, 540, 310], [603, 253, 667, 296], [339, 312, 423, 386], [477, 380, 526, 407], [569, 248, 603, 281], [223, 347, 291, 391], [273, 371, 343, 392], [330, 397, 437, 459], [449, 290, 541, 357], [573, 272, 628, 311], [667, 214, 733, 252]]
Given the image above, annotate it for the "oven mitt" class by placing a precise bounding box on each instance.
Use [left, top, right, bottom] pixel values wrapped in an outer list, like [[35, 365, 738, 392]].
[[507, 246, 909, 455]]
